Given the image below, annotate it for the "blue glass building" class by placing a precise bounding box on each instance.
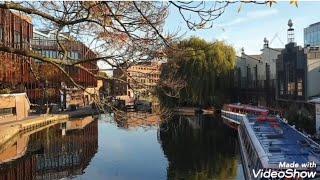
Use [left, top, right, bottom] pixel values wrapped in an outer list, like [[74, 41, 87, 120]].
[[304, 22, 320, 47]]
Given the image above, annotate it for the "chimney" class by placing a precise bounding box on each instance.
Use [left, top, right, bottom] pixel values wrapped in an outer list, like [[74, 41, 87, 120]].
[[287, 19, 294, 43]]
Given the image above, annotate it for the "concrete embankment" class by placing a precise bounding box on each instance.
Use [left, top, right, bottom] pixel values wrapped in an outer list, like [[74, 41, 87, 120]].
[[0, 126, 20, 148], [63, 107, 99, 118], [0, 114, 69, 147]]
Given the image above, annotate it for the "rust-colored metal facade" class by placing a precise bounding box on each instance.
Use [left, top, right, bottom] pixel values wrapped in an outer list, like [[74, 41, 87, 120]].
[[31, 38, 97, 87], [31, 37, 98, 104], [0, 9, 98, 105], [0, 9, 34, 86]]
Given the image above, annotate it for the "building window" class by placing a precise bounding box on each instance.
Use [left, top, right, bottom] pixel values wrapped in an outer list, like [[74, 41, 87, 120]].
[[297, 78, 303, 96], [279, 78, 284, 95], [0, 108, 16, 116], [14, 31, 21, 48], [287, 82, 295, 95], [22, 37, 29, 49], [0, 26, 3, 43], [46, 50, 50, 57]]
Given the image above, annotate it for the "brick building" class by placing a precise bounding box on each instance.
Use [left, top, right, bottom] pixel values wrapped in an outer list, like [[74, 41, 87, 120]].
[[112, 61, 162, 100]]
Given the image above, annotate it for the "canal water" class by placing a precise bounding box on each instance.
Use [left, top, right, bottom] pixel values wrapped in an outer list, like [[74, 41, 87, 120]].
[[0, 114, 244, 180]]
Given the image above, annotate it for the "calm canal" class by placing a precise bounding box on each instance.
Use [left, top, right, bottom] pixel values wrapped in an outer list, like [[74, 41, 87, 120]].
[[0, 114, 244, 180]]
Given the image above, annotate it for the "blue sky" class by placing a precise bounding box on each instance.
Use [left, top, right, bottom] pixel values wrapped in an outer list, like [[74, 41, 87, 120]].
[[164, 1, 320, 55]]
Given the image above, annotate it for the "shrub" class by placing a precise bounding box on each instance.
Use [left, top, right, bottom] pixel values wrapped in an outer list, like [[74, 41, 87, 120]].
[[285, 104, 315, 134], [0, 88, 11, 94]]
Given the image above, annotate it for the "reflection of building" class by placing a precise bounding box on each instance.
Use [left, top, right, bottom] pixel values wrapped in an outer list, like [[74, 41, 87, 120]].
[[309, 98, 320, 135], [36, 119, 98, 179], [0, 118, 98, 180], [66, 116, 95, 130], [0, 135, 29, 163], [233, 39, 281, 106], [113, 62, 162, 100], [304, 22, 320, 47], [0, 93, 30, 121], [0, 155, 37, 180]]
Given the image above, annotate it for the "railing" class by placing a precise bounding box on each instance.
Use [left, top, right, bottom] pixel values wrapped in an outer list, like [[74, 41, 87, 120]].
[[221, 110, 244, 124]]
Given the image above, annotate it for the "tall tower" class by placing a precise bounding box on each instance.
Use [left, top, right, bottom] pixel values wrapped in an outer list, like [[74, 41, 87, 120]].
[[263, 37, 269, 48], [287, 19, 294, 43]]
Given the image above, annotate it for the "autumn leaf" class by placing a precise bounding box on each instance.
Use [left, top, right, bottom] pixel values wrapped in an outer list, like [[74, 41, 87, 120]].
[[266, 0, 277, 7], [290, 0, 299, 7]]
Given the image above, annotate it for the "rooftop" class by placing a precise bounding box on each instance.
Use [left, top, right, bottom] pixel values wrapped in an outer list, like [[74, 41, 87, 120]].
[[307, 22, 320, 28], [267, 47, 284, 52], [242, 53, 262, 62], [245, 115, 320, 170], [10, 10, 32, 24]]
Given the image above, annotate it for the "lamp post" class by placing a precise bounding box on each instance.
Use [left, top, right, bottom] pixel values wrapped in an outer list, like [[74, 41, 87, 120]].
[[45, 80, 49, 113]]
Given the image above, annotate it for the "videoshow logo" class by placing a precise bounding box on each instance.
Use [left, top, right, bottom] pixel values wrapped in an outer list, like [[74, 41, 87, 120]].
[[252, 162, 317, 179]]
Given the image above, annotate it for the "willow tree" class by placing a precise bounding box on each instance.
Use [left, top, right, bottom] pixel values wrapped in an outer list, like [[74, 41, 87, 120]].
[[158, 37, 236, 107]]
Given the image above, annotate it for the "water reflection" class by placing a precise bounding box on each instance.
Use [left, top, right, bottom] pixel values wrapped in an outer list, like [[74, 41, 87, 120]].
[[0, 117, 98, 180], [159, 115, 243, 180], [114, 112, 161, 129], [0, 114, 243, 180]]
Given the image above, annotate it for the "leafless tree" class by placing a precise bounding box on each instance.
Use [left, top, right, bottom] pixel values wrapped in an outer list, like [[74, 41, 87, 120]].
[[0, 1, 294, 119]]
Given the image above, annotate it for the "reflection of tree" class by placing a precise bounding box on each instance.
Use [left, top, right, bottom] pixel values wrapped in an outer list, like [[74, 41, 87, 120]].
[[0, 119, 98, 180], [159, 115, 240, 180], [114, 112, 161, 129]]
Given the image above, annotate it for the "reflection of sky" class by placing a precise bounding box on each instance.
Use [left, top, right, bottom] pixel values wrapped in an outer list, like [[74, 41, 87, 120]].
[[78, 120, 168, 180], [237, 164, 245, 180]]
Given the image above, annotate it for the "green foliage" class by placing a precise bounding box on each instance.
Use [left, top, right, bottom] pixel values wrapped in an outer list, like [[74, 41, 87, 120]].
[[0, 88, 11, 94], [98, 71, 109, 78], [285, 104, 315, 134], [158, 37, 236, 107]]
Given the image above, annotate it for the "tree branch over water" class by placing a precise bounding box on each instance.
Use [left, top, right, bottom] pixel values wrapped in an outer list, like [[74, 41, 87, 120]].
[[0, 1, 297, 114]]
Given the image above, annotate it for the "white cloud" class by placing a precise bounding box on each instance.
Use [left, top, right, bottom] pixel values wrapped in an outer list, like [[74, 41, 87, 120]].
[[247, 9, 278, 19], [215, 32, 230, 41], [216, 9, 279, 27], [220, 17, 246, 27]]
